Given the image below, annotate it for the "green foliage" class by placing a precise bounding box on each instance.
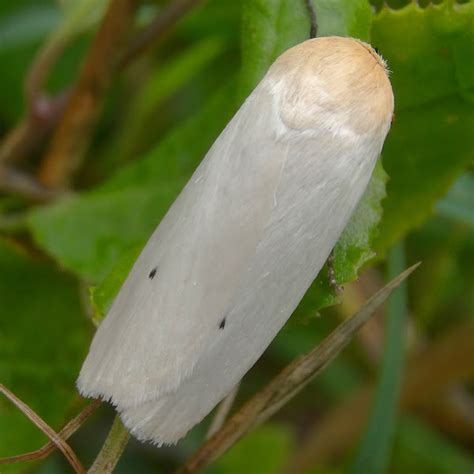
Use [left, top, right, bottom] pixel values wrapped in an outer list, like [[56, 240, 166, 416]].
[[350, 243, 407, 474], [436, 173, 474, 227], [28, 84, 236, 281], [90, 244, 142, 321], [0, 239, 89, 464], [240, 0, 373, 96], [214, 424, 293, 474], [112, 37, 225, 163], [392, 416, 474, 474], [373, 0, 474, 252]]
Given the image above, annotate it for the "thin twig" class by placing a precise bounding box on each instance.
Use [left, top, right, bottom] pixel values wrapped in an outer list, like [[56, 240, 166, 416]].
[[0, 0, 203, 178], [0, 165, 63, 201], [305, 0, 318, 39], [88, 415, 130, 474], [25, 37, 68, 106], [0, 91, 70, 166], [38, 0, 206, 189], [175, 263, 420, 474], [38, 0, 139, 189], [0, 400, 101, 465], [206, 383, 240, 439], [0, 19, 70, 166], [0, 384, 86, 474], [118, 0, 206, 69]]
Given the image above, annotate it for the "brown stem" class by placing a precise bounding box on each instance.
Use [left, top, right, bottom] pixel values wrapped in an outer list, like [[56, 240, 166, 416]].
[[0, 91, 70, 166], [37, 0, 207, 190], [0, 400, 101, 465], [25, 36, 68, 106], [0, 384, 86, 474], [38, 0, 139, 189], [0, 16, 70, 166], [175, 264, 419, 474], [0, 0, 203, 179]]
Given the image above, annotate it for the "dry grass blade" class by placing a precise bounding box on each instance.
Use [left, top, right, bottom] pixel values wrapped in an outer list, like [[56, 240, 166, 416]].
[[175, 263, 420, 474], [0, 400, 100, 465], [206, 383, 240, 439], [0, 384, 86, 473]]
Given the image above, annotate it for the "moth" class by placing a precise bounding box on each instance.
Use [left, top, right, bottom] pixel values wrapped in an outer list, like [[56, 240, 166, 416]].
[[78, 36, 394, 445]]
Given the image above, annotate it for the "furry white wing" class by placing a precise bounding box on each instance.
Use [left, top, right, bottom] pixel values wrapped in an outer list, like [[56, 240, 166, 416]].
[[77, 84, 289, 408], [118, 126, 383, 444]]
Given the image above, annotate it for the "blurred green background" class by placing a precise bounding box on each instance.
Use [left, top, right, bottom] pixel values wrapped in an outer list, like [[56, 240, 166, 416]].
[[0, 0, 473, 473]]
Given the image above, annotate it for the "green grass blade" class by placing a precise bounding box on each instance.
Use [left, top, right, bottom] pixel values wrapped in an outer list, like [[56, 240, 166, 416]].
[[349, 242, 408, 474]]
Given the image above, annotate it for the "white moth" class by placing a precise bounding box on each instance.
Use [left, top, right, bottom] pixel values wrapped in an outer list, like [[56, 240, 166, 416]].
[[77, 37, 394, 445]]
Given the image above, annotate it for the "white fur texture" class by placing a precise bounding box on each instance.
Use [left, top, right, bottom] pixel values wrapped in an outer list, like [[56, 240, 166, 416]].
[[77, 37, 393, 445]]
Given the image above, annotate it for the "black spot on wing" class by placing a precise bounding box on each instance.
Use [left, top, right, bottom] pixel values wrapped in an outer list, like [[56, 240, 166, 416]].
[[148, 267, 158, 279], [219, 317, 226, 330]]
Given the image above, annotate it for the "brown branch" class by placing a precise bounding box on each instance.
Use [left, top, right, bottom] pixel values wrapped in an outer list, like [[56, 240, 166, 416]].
[[0, 400, 101, 465], [175, 264, 420, 474], [37, 0, 139, 189], [0, 91, 70, 166], [118, 0, 206, 69], [0, 384, 86, 474], [0, 17, 70, 167]]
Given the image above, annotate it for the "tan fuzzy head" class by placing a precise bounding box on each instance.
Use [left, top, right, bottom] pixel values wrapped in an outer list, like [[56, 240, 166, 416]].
[[267, 36, 394, 137]]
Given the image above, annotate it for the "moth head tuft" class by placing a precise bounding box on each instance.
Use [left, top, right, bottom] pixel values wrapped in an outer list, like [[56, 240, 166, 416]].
[[267, 36, 394, 137]]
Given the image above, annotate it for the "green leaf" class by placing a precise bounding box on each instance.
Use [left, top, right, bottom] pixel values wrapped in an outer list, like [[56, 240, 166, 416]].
[[0, 239, 89, 467], [112, 36, 225, 163], [373, 1, 474, 252], [296, 161, 388, 313], [90, 243, 142, 322], [240, 0, 373, 96], [0, 4, 60, 52], [392, 415, 474, 474], [313, 0, 373, 39], [30, 184, 183, 281], [350, 242, 408, 474], [436, 173, 474, 227], [214, 424, 293, 474], [334, 162, 389, 282]]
